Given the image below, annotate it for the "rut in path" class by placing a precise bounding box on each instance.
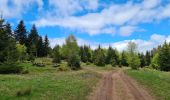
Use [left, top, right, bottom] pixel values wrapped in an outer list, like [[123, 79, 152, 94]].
[[89, 69, 155, 100]]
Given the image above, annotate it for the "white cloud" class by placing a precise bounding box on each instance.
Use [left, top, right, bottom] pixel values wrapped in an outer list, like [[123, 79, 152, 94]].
[[33, 0, 170, 36], [49, 34, 170, 52], [119, 26, 138, 36], [48, 0, 99, 17], [0, 0, 43, 18]]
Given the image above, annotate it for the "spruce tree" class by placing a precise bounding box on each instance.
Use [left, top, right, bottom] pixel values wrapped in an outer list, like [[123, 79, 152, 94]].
[[0, 19, 18, 63], [93, 45, 106, 66], [120, 51, 128, 66], [44, 35, 50, 56], [37, 36, 44, 57], [27, 24, 39, 56], [158, 41, 170, 71], [80, 45, 91, 63], [139, 53, 146, 67], [53, 45, 61, 63], [14, 20, 27, 45], [105, 46, 119, 66], [145, 51, 151, 66]]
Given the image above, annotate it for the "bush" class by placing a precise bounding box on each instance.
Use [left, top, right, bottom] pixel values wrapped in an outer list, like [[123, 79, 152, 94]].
[[58, 65, 70, 71], [21, 69, 29, 74], [0, 64, 23, 74], [150, 53, 160, 70], [16, 87, 32, 97], [67, 54, 81, 70], [128, 55, 140, 70], [86, 62, 91, 65]]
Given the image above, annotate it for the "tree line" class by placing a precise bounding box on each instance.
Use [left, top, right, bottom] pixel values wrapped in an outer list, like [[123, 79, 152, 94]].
[[0, 19, 50, 64], [0, 18, 170, 71]]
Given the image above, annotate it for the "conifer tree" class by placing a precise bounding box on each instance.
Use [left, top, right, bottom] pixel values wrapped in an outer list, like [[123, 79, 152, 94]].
[[14, 20, 27, 45], [120, 51, 128, 66], [27, 24, 39, 56], [37, 36, 44, 57], [0, 19, 18, 63], [44, 35, 50, 56], [145, 51, 151, 66], [139, 53, 146, 67], [53, 45, 61, 63], [93, 45, 106, 66], [158, 41, 170, 71]]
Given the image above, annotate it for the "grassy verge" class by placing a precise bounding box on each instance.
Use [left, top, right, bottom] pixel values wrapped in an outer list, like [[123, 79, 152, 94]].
[[125, 68, 170, 100], [0, 63, 101, 100]]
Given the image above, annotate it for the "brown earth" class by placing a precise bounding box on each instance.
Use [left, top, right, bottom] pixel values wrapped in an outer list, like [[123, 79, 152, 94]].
[[88, 69, 155, 100]]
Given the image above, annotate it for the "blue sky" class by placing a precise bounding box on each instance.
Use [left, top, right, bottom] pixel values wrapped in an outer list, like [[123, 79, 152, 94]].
[[1, 0, 170, 52]]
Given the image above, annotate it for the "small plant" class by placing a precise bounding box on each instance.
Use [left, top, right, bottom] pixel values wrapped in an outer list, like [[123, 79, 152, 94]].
[[21, 69, 29, 74], [58, 65, 70, 71], [16, 87, 32, 97], [0, 64, 23, 74]]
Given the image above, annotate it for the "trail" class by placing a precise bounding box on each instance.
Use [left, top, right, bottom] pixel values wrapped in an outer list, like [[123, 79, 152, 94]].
[[88, 68, 155, 100]]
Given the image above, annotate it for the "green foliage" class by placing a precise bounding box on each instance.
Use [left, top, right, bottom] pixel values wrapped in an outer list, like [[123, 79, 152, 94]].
[[27, 24, 39, 56], [93, 46, 106, 66], [0, 20, 19, 64], [62, 34, 81, 69], [138, 53, 146, 67], [68, 53, 81, 70], [150, 53, 159, 69], [126, 69, 170, 100], [79, 45, 92, 63], [105, 46, 120, 66], [16, 43, 27, 62], [0, 64, 23, 74], [37, 36, 45, 57], [145, 51, 151, 66], [14, 20, 27, 45], [52, 45, 61, 63], [127, 42, 140, 69], [120, 51, 128, 66], [128, 55, 141, 70], [158, 42, 170, 71], [44, 35, 50, 56]]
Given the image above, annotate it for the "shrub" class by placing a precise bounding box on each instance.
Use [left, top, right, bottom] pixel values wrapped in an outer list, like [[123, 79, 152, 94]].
[[67, 54, 81, 70], [150, 53, 160, 70], [86, 62, 91, 65], [0, 64, 23, 74], [58, 65, 70, 71], [16, 87, 32, 97], [21, 69, 29, 74]]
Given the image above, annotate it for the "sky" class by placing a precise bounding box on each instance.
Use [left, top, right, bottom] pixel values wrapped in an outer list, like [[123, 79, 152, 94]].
[[1, 0, 170, 52]]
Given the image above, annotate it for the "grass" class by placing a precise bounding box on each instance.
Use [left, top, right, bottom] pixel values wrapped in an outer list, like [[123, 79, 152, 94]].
[[125, 68, 170, 100], [82, 63, 116, 71], [0, 62, 101, 100]]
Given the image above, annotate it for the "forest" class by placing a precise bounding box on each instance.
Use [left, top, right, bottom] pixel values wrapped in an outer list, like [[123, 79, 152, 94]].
[[0, 18, 170, 100]]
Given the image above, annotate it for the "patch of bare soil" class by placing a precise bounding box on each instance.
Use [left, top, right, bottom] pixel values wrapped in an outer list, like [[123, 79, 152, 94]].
[[88, 69, 154, 100]]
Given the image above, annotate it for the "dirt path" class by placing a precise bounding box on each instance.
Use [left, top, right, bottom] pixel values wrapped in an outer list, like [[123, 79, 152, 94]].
[[88, 69, 154, 100]]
